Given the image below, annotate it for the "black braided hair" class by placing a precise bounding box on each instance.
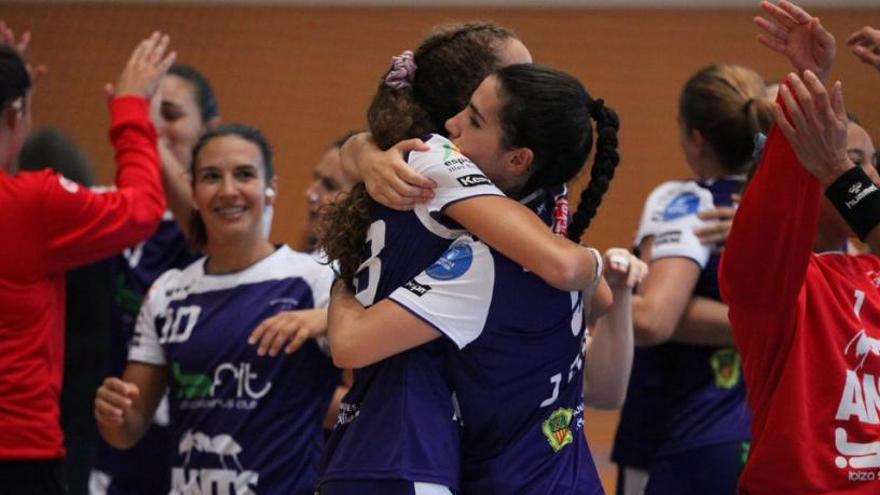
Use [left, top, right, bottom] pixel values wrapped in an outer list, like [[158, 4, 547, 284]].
[[568, 101, 620, 241]]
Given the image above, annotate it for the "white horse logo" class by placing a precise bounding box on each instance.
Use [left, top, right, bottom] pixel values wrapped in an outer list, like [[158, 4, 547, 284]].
[[178, 429, 245, 471]]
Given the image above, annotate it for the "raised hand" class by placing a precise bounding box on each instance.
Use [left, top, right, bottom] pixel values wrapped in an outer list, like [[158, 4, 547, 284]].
[[111, 32, 176, 100], [0, 20, 47, 83], [94, 377, 140, 426], [754, 0, 835, 82], [772, 70, 851, 187], [847, 26, 880, 72]]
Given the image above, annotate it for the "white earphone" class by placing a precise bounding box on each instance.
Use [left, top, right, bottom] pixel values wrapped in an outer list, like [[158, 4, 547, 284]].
[[265, 187, 275, 198]]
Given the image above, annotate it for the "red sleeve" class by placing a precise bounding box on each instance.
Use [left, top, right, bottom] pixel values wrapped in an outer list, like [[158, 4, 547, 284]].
[[719, 106, 818, 313], [40, 96, 165, 273]]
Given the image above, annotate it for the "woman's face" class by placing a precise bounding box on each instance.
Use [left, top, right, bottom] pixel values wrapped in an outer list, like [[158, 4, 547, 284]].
[[192, 134, 272, 246], [159, 75, 208, 167], [445, 75, 512, 189]]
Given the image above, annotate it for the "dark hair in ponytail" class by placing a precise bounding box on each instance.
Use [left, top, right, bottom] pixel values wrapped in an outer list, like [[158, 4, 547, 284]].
[[0, 44, 30, 112], [320, 23, 518, 286], [679, 64, 773, 175], [493, 63, 620, 242]]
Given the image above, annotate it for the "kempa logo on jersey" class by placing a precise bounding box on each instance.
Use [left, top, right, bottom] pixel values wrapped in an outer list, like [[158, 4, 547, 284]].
[[404, 279, 432, 297], [173, 430, 258, 494], [457, 174, 492, 187], [833, 290, 880, 478], [173, 361, 272, 411]]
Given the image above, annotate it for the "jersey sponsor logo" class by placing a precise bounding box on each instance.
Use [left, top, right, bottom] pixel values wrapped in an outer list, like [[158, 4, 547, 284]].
[[654, 230, 682, 246], [269, 297, 300, 310], [834, 290, 880, 474], [845, 182, 878, 209], [173, 430, 259, 494], [426, 243, 473, 280], [336, 401, 360, 426], [542, 407, 575, 452], [662, 192, 700, 221], [403, 279, 432, 297], [709, 348, 742, 389], [442, 142, 460, 162], [457, 174, 492, 188], [172, 361, 272, 411], [442, 143, 475, 172]]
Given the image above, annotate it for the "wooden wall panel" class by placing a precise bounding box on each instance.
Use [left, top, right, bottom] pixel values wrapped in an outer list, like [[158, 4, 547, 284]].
[[3, 4, 878, 250]]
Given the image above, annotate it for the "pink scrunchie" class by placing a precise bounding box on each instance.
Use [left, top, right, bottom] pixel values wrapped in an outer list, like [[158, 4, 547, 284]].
[[384, 50, 418, 90]]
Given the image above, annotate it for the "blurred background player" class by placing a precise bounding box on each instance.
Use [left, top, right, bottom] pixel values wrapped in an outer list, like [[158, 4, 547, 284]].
[[612, 62, 773, 495], [304, 131, 359, 252], [18, 128, 112, 495]]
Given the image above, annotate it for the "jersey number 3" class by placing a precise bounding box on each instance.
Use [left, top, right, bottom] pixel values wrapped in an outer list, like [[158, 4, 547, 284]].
[[355, 220, 387, 306]]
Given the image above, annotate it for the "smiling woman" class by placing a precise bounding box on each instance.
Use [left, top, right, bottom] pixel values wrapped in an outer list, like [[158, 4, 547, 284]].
[[94, 123, 341, 495]]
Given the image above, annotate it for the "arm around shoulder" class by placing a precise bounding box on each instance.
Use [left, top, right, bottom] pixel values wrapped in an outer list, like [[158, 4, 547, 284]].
[[445, 195, 599, 292]]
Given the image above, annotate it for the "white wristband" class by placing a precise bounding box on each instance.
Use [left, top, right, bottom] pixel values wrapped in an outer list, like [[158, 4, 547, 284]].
[[586, 247, 603, 289]]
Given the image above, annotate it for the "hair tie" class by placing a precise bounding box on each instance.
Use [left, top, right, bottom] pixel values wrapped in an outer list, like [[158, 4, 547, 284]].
[[552, 190, 569, 237], [752, 132, 767, 162], [384, 50, 418, 90]]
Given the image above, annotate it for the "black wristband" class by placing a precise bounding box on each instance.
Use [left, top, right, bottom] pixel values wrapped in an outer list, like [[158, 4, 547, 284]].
[[825, 166, 880, 241]]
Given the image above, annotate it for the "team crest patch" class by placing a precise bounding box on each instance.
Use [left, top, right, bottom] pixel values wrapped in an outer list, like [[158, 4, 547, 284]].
[[662, 192, 700, 221], [542, 407, 574, 452], [426, 243, 473, 280], [710, 348, 742, 389]]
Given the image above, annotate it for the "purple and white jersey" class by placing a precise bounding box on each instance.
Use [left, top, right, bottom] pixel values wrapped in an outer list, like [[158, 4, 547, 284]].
[[129, 245, 339, 495], [614, 177, 749, 466], [318, 134, 504, 490], [388, 188, 604, 495]]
